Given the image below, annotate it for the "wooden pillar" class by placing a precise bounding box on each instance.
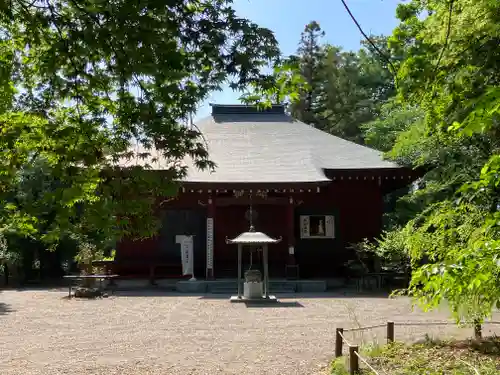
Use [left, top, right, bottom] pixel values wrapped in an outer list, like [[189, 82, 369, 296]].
[[263, 244, 269, 299], [287, 197, 296, 265], [349, 345, 359, 375], [206, 196, 215, 280], [387, 321, 395, 343], [237, 244, 242, 298]]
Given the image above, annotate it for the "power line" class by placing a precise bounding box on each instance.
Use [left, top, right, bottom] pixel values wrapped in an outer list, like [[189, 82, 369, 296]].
[[339, 0, 398, 81]]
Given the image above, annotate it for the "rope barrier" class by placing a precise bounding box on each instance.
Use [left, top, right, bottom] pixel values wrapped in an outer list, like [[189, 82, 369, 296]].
[[336, 320, 500, 374], [337, 330, 353, 346], [397, 321, 500, 327], [344, 323, 386, 332], [354, 350, 383, 375], [457, 358, 480, 375], [395, 321, 456, 326], [344, 321, 500, 331]]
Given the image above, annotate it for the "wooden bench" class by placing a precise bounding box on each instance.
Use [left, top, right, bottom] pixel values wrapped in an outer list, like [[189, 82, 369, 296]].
[[92, 260, 184, 284], [63, 274, 119, 299]]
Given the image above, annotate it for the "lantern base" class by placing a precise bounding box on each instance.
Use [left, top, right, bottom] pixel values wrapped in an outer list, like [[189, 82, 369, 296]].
[[229, 295, 278, 303], [243, 281, 263, 299]]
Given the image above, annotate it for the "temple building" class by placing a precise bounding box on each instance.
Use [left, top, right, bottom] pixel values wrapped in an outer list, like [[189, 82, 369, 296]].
[[114, 104, 418, 280]]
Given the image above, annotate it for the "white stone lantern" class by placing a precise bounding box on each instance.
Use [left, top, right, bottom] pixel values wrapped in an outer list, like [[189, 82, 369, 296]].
[[226, 225, 281, 303]]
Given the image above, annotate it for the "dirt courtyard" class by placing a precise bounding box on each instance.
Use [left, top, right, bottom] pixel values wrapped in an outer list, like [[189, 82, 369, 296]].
[[1, 289, 499, 375]]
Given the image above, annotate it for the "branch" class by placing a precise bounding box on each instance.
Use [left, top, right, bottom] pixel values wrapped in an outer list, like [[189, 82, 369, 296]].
[[433, 0, 455, 76], [67, 0, 150, 98], [18, 0, 49, 9], [44, 0, 83, 120]]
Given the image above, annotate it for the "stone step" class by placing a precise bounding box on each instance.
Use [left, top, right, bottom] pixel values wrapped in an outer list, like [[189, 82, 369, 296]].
[[272, 287, 297, 293], [209, 288, 296, 294], [209, 288, 237, 294], [206, 282, 295, 288], [207, 284, 297, 294]]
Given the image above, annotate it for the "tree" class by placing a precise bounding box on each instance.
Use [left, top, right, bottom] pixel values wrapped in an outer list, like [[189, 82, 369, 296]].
[[289, 21, 326, 126], [362, 99, 424, 153], [0, 1, 280, 262], [315, 46, 375, 142], [371, 0, 500, 323], [289, 24, 397, 143]]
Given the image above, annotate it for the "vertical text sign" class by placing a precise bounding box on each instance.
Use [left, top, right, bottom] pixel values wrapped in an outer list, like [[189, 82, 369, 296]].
[[176, 235, 194, 276], [206, 218, 214, 270]]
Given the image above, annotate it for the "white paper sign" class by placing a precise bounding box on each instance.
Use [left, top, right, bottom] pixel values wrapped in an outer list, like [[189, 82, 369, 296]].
[[300, 216, 310, 239], [300, 215, 335, 239], [325, 215, 335, 238], [176, 235, 194, 276]]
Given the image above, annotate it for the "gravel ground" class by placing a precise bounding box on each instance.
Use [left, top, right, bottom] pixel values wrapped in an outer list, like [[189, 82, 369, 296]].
[[1, 289, 499, 375]]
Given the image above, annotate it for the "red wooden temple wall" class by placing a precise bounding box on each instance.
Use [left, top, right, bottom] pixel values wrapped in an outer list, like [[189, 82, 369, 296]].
[[115, 178, 385, 279]]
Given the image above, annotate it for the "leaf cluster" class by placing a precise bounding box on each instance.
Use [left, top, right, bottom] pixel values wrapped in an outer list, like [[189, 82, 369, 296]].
[[0, 1, 280, 258], [369, 0, 500, 322]]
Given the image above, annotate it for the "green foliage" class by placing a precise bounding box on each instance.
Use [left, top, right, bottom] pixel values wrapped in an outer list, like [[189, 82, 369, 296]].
[[0, 232, 21, 265], [369, 0, 500, 323], [332, 339, 500, 375], [405, 201, 500, 321], [103, 249, 116, 262], [0, 1, 280, 261], [362, 99, 424, 152], [313, 45, 381, 142], [74, 242, 103, 267], [239, 56, 307, 109], [373, 229, 411, 272]]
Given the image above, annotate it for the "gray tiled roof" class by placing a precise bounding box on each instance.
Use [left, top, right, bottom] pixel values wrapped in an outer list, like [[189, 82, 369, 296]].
[[118, 110, 400, 183]]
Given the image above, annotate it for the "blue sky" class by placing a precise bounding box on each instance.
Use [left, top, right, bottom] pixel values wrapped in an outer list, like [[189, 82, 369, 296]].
[[195, 0, 402, 120]]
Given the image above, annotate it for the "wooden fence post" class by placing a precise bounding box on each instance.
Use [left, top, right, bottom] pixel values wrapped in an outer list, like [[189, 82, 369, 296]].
[[349, 345, 359, 375], [335, 328, 344, 357], [387, 321, 395, 343], [474, 321, 482, 339]]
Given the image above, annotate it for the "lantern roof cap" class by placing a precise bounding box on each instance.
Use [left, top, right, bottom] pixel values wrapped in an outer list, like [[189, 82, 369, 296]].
[[226, 226, 282, 244]]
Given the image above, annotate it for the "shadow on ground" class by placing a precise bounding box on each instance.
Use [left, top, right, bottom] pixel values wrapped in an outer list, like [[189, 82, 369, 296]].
[[244, 301, 304, 308], [0, 302, 14, 315], [109, 290, 393, 299], [3, 284, 395, 300], [441, 336, 500, 356], [90, 289, 394, 299], [201, 291, 393, 299], [1, 285, 67, 292]]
